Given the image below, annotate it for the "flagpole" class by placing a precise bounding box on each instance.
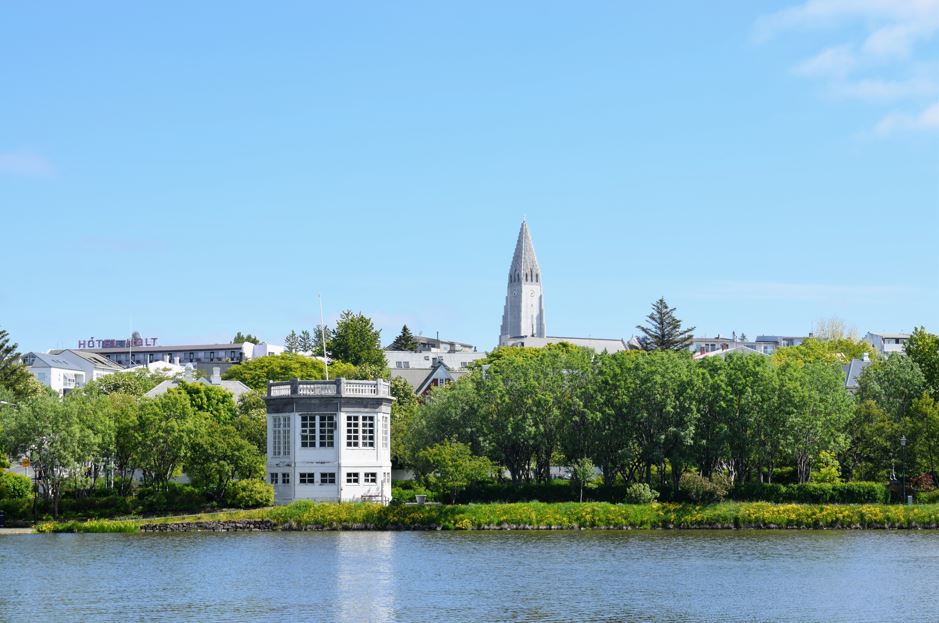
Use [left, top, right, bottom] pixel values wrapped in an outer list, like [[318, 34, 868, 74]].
[[319, 293, 329, 381]]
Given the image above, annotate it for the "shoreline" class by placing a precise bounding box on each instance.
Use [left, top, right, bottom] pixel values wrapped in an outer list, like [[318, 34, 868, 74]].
[[30, 501, 939, 533]]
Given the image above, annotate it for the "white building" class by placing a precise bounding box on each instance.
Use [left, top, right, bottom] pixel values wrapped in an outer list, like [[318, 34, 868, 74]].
[[385, 349, 487, 371], [144, 366, 253, 401], [265, 378, 393, 504], [75, 338, 284, 375], [863, 332, 910, 357], [22, 352, 86, 395], [753, 335, 811, 355], [24, 349, 124, 395]]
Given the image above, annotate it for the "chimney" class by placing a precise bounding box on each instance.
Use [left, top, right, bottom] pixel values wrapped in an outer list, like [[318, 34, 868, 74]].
[[211, 367, 222, 385], [862, 352, 869, 362], [183, 364, 194, 381], [163, 354, 170, 363], [174, 356, 180, 366]]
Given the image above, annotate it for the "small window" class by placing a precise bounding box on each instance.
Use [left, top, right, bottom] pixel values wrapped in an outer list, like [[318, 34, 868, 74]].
[[346, 472, 359, 485], [382, 415, 390, 449], [362, 416, 375, 448], [346, 415, 360, 447], [320, 472, 336, 485], [299, 472, 315, 484], [364, 472, 377, 484], [281, 472, 290, 485], [270, 473, 279, 485]]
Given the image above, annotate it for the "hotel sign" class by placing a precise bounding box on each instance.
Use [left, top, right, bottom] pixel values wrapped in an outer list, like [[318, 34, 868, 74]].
[[78, 336, 159, 349]]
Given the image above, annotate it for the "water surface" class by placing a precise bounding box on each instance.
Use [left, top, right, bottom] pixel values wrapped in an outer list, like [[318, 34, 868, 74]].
[[1, 530, 936, 622]]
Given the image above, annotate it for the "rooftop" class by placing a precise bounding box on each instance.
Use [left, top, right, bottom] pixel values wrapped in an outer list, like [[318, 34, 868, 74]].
[[266, 378, 392, 399]]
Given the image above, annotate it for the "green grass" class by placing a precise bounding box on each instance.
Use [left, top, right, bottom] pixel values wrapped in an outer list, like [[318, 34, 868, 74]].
[[33, 501, 939, 533]]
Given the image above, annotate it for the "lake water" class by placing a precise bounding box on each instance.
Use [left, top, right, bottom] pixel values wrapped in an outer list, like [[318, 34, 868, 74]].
[[2, 530, 937, 622]]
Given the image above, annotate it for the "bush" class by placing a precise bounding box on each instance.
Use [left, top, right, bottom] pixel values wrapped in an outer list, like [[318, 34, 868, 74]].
[[58, 495, 134, 518], [730, 482, 888, 504], [680, 472, 730, 504], [915, 490, 939, 504], [0, 471, 32, 500], [0, 497, 32, 520], [136, 483, 207, 514], [224, 479, 274, 508], [623, 483, 659, 504], [910, 473, 936, 492], [0, 455, 10, 469], [392, 484, 435, 503]]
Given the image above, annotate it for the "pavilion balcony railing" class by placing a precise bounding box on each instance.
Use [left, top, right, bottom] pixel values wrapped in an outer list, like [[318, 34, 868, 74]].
[[266, 378, 391, 399]]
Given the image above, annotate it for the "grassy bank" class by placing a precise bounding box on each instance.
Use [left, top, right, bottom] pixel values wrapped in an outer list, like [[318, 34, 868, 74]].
[[33, 501, 939, 533]]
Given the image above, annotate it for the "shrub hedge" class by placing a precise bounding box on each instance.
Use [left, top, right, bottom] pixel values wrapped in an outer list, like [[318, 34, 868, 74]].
[[731, 482, 888, 504]]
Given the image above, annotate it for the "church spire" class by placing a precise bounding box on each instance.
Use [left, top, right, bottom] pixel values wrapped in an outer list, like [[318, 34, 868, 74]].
[[500, 220, 546, 342], [509, 220, 541, 283]]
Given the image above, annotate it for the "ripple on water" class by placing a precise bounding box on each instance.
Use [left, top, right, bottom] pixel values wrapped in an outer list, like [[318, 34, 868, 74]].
[[1, 530, 937, 623]]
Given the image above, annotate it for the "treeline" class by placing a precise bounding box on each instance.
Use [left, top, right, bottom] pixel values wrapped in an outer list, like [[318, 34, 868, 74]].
[[403, 328, 939, 499], [0, 371, 271, 516]]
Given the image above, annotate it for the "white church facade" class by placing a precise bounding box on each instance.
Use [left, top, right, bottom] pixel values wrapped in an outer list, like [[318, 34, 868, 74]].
[[265, 378, 393, 504]]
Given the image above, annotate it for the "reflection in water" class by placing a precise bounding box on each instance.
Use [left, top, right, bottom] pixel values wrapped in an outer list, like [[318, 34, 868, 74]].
[[336, 532, 395, 623], [0, 530, 936, 622]]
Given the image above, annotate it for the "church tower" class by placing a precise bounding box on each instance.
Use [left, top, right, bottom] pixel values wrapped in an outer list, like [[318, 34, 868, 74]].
[[500, 220, 546, 344]]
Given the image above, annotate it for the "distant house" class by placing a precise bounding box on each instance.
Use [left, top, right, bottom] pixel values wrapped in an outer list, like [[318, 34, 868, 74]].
[[692, 344, 769, 360], [863, 332, 910, 358], [22, 352, 86, 396], [391, 360, 471, 397], [144, 366, 252, 401], [843, 353, 873, 392], [753, 335, 812, 355], [500, 335, 637, 354]]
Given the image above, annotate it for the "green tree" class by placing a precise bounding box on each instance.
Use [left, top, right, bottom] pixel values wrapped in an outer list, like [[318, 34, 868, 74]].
[[388, 325, 418, 351], [772, 337, 878, 367], [134, 391, 196, 489], [0, 391, 96, 515], [416, 440, 492, 504], [778, 362, 854, 483], [328, 310, 385, 367], [231, 332, 259, 345], [235, 391, 268, 455], [905, 327, 939, 400], [173, 381, 237, 423], [389, 376, 418, 467], [0, 328, 35, 399], [857, 355, 926, 423], [911, 394, 939, 478], [629, 350, 699, 494], [298, 330, 314, 353], [636, 297, 695, 351], [80, 369, 166, 397], [186, 414, 264, 502], [284, 330, 301, 353], [568, 457, 596, 502]]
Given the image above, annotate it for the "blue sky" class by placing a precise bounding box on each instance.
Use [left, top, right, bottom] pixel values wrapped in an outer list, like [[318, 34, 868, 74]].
[[2, 1, 937, 353]]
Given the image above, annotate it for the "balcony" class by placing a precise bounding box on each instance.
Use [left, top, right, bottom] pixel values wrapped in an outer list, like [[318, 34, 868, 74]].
[[266, 378, 392, 399]]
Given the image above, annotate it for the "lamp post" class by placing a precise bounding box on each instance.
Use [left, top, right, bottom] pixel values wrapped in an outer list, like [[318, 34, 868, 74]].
[[900, 435, 907, 504]]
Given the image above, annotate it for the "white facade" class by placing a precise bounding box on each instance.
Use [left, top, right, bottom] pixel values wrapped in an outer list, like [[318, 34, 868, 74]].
[[265, 379, 393, 504], [864, 332, 910, 357], [22, 352, 86, 396], [385, 350, 487, 370], [500, 221, 546, 343]]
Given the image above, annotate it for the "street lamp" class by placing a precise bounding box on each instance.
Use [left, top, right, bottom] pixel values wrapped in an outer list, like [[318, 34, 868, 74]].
[[900, 435, 907, 504]]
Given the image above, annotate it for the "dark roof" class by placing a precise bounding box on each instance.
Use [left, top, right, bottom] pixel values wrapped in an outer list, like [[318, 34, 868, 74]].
[[843, 358, 872, 390]]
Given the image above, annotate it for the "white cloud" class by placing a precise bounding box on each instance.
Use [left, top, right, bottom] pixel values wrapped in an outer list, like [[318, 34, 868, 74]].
[[757, 0, 939, 135], [754, 0, 939, 43], [793, 44, 856, 77], [872, 101, 939, 136], [831, 76, 939, 101], [0, 150, 55, 177]]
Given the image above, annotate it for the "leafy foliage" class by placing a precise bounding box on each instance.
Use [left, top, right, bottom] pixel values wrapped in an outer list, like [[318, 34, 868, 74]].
[[416, 441, 493, 503], [0, 328, 35, 399], [328, 310, 385, 367], [623, 482, 659, 504], [224, 478, 274, 508], [221, 352, 356, 392]]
